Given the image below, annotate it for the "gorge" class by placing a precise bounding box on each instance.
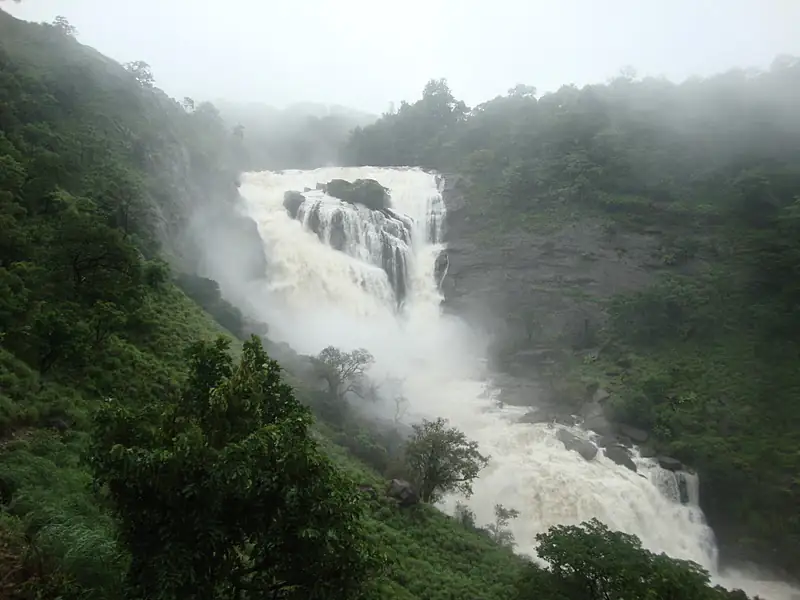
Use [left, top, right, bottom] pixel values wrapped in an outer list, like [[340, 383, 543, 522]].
[[235, 167, 798, 600]]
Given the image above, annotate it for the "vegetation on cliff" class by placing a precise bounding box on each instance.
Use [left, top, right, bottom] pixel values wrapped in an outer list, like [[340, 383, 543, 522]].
[[0, 7, 769, 600], [344, 61, 800, 575]]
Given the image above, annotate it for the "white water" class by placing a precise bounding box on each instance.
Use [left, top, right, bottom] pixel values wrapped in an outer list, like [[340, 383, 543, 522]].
[[238, 166, 798, 600]]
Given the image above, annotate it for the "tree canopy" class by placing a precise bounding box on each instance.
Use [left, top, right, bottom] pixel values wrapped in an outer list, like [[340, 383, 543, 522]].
[[90, 335, 383, 599], [403, 417, 490, 503]]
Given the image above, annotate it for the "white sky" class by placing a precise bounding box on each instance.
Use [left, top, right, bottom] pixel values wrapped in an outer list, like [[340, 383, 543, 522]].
[[4, 0, 799, 112]]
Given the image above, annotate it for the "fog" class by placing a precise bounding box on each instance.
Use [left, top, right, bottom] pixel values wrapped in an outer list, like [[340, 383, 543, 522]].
[[5, 0, 800, 113]]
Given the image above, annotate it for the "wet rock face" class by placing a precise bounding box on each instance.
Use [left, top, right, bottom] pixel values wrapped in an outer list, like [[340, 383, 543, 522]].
[[386, 478, 419, 507], [556, 428, 598, 461], [283, 191, 305, 219], [434, 251, 449, 290], [658, 456, 683, 471], [324, 178, 391, 211], [604, 445, 637, 473], [438, 175, 667, 370]]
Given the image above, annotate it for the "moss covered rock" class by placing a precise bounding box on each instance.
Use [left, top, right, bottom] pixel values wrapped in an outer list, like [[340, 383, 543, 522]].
[[324, 178, 390, 211]]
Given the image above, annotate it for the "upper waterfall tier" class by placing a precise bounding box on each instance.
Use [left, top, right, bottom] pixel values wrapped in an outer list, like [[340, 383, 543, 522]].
[[240, 167, 445, 314], [284, 185, 416, 305]]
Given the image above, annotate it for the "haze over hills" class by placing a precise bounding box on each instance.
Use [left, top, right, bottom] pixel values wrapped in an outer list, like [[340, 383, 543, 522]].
[[214, 100, 377, 170]]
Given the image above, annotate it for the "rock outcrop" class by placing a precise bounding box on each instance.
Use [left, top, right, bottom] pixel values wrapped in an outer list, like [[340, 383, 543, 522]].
[[283, 190, 306, 219], [324, 178, 391, 211], [658, 456, 683, 471], [386, 478, 419, 507], [604, 445, 637, 473], [556, 428, 598, 461], [438, 174, 670, 370], [618, 424, 649, 444]]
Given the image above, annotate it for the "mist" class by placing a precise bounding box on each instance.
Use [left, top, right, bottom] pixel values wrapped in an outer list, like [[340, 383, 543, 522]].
[[5, 0, 800, 113]]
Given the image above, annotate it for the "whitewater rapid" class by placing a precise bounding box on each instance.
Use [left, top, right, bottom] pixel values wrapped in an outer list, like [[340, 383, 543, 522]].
[[238, 166, 797, 600]]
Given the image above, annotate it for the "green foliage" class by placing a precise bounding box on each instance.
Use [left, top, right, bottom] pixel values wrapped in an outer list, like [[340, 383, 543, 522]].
[[402, 417, 490, 503], [0, 9, 248, 595], [174, 272, 247, 338], [345, 78, 466, 168], [485, 504, 520, 549], [123, 60, 154, 88], [314, 345, 375, 402], [90, 336, 383, 599], [528, 519, 738, 600], [51, 16, 77, 37]]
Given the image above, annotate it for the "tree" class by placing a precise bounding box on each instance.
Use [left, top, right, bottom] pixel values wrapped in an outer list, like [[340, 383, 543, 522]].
[[531, 519, 741, 600], [508, 84, 537, 99], [486, 504, 520, 548], [453, 501, 477, 529], [51, 16, 77, 37], [393, 394, 409, 423], [124, 60, 155, 88], [314, 345, 374, 401], [403, 417, 489, 503], [89, 336, 383, 600]]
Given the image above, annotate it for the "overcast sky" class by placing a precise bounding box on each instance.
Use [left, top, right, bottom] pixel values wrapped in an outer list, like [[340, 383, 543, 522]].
[[5, 0, 800, 113]]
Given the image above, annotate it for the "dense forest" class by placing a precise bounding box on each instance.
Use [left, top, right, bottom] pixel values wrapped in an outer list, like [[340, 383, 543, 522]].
[[0, 5, 792, 600], [345, 61, 800, 576]]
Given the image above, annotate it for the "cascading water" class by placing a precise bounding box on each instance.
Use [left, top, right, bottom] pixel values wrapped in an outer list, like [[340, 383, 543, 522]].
[[238, 166, 798, 600]]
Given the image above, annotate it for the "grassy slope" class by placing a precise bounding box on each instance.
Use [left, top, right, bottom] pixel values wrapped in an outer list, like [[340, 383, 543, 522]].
[[317, 434, 528, 600]]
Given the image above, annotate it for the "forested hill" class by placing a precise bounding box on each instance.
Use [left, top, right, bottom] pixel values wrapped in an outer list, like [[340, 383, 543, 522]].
[[344, 66, 800, 575]]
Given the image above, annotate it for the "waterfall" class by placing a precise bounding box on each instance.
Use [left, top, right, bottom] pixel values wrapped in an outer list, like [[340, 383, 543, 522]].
[[238, 166, 797, 600]]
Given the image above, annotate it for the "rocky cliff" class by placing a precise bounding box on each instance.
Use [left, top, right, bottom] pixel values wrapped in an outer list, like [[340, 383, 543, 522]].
[[440, 175, 681, 379]]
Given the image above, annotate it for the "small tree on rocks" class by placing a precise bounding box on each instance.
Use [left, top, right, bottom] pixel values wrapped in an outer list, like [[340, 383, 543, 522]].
[[315, 345, 374, 401], [403, 417, 489, 503]]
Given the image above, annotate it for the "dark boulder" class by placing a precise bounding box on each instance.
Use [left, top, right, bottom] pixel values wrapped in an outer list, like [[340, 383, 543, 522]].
[[518, 407, 574, 426], [329, 209, 347, 252], [677, 473, 690, 504], [386, 478, 419, 507], [597, 434, 632, 448], [325, 178, 391, 211], [434, 251, 449, 289], [556, 428, 598, 461], [604, 445, 637, 473], [617, 424, 649, 444], [639, 445, 657, 459], [658, 456, 682, 471], [283, 191, 306, 219]]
